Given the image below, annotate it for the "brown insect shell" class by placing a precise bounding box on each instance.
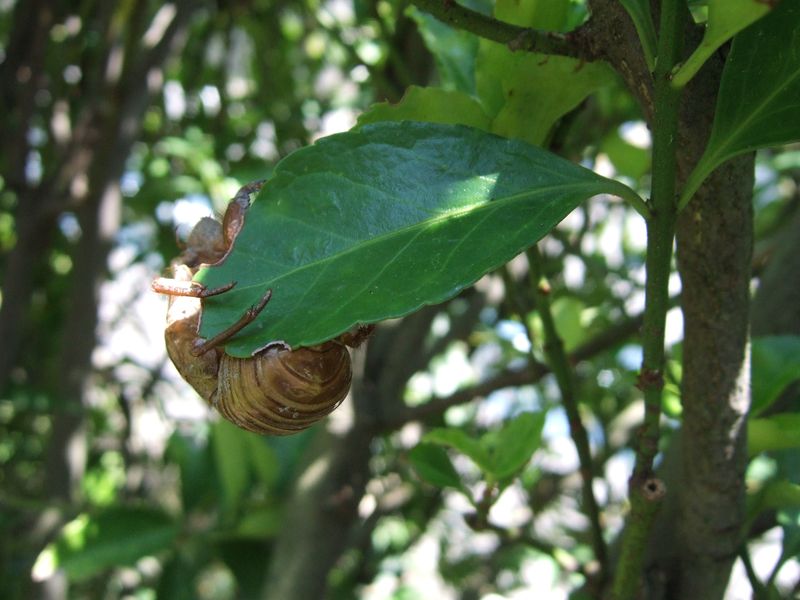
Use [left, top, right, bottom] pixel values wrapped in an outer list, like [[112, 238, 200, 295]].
[[163, 264, 354, 436], [162, 264, 221, 401], [213, 341, 352, 435]]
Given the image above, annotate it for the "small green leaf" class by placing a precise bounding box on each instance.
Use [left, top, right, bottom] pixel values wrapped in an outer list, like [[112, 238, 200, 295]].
[[424, 427, 491, 472], [618, 0, 657, 71], [672, 0, 774, 88], [749, 414, 800, 455], [198, 122, 637, 354], [679, 0, 800, 209], [480, 412, 545, 479], [751, 335, 800, 415], [34, 508, 179, 582], [408, 443, 464, 489], [357, 86, 491, 130]]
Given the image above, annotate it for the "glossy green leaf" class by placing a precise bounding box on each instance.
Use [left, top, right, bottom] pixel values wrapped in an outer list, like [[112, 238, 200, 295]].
[[679, 0, 800, 209], [408, 442, 464, 489], [197, 122, 637, 354], [617, 0, 657, 70], [751, 335, 800, 415], [749, 414, 800, 455], [672, 0, 774, 88], [33, 508, 179, 582], [357, 86, 491, 130]]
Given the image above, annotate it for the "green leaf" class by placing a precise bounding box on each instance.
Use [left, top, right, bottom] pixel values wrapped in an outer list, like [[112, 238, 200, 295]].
[[494, 0, 571, 30], [476, 41, 614, 146], [235, 506, 284, 538], [472, 0, 613, 147], [679, 0, 800, 209], [423, 412, 545, 480], [357, 86, 491, 130], [751, 335, 800, 415], [749, 414, 800, 455], [167, 431, 215, 512], [406, 6, 480, 93], [672, 0, 774, 88], [408, 442, 464, 489], [617, 0, 657, 71], [33, 507, 179, 582], [197, 122, 637, 354], [601, 129, 651, 180], [212, 420, 252, 515], [761, 480, 800, 511], [480, 412, 546, 479], [424, 427, 491, 472], [243, 433, 280, 487]]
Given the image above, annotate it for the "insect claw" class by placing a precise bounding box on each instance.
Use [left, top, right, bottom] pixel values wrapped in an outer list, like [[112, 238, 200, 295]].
[[192, 288, 273, 356]]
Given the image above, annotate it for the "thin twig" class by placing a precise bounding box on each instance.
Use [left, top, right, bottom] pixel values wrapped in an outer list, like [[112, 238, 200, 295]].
[[409, 0, 598, 61], [526, 246, 608, 584], [382, 296, 658, 431], [612, 0, 687, 596]]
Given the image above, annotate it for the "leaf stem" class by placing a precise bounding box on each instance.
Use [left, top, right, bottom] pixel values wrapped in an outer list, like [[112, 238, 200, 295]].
[[526, 246, 609, 584], [611, 0, 687, 597]]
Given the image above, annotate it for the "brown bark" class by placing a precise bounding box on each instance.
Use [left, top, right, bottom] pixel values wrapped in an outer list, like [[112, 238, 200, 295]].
[[672, 155, 753, 599]]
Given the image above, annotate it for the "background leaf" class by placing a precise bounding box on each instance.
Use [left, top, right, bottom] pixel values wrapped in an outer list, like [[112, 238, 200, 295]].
[[672, 0, 774, 88], [406, 4, 482, 93], [35, 508, 179, 582], [473, 0, 613, 147], [424, 427, 491, 472], [751, 335, 800, 415], [618, 0, 657, 70], [408, 443, 464, 489], [197, 122, 635, 354], [679, 0, 800, 208], [357, 86, 491, 130], [212, 420, 252, 516], [749, 414, 800, 455], [479, 412, 545, 479]]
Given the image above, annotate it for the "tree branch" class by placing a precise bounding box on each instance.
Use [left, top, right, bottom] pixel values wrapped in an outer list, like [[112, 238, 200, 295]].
[[382, 299, 651, 431], [409, 0, 599, 61], [526, 247, 609, 585]]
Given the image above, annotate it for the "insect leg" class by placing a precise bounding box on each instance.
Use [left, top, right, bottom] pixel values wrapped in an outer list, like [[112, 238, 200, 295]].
[[192, 288, 273, 356]]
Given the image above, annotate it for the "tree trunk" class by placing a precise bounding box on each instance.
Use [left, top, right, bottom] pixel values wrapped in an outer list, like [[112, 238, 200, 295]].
[[672, 154, 753, 599]]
